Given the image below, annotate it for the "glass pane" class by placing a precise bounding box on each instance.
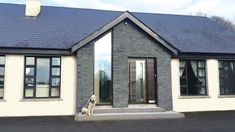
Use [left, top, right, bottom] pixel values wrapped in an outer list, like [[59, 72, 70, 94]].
[[135, 60, 146, 103], [198, 61, 205, 68], [25, 67, 34, 76], [0, 89, 3, 98], [51, 88, 60, 97], [198, 69, 205, 77], [52, 58, 60, 66], [0, 56, 5, 65], [94, 32, 112, 103], [186, 60, 207, 95], [51, 78, 60, 87], [25, 89, 34, 97], [52, 68, 60, 76], [223, 69, 235, 95], [26, 57, 35, 65], [199, 78, 206, 86], [25, 77, 34, 84], [0, 67, 4, 76], [0, 78, 4, 88], [199, 87, 206, 95], [36, 58, 50, 97]]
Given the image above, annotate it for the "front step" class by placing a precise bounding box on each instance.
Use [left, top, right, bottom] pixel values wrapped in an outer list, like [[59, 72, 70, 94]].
[[75, 111, 185, 121], [75, 105, 184, 121], [94, 105, 165, 114]]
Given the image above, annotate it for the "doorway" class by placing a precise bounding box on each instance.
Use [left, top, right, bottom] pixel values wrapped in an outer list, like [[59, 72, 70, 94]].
[[128, 58, 156, 104]]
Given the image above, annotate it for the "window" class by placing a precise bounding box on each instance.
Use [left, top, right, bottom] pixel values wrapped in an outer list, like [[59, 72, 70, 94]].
[[219, 60, 235, 95], [0, 56, 5, 99], [94, 32, 112, 104], [179, 60, 207, 96], [24, 57, 61, 98]]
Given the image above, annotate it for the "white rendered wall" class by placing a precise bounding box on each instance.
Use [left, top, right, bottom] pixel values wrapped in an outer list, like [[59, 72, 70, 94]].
[[172, 59, 235, 112], [0, 55, 77, 117]]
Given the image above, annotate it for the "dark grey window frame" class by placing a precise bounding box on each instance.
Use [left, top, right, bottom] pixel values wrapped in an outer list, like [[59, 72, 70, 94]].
[[219, 60, 235, 95], [179, 59, 207, 96], [0, 56, 5, 99], [24, 56, 61, 99]]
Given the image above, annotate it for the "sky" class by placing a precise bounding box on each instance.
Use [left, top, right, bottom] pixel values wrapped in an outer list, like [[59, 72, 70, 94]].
[[0, 0, 234, 23]]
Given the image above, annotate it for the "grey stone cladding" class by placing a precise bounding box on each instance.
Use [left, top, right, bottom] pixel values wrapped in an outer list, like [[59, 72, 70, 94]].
[[76, 41, 94, 111]]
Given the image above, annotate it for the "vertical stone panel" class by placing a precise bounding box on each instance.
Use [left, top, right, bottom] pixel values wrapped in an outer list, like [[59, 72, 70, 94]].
[[76, 42, 94, 112]]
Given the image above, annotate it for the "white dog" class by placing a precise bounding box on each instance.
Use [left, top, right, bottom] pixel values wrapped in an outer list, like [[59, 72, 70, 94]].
[[81, 95, 96, 116]]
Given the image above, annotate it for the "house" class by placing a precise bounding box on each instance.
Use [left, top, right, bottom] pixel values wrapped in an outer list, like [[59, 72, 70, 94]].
[[1, 0, 235, 120]]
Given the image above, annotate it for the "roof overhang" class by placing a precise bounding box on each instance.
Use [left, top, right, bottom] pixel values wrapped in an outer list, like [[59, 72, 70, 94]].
[[0, 48, 71, 55], [71, 11, 178, 54]]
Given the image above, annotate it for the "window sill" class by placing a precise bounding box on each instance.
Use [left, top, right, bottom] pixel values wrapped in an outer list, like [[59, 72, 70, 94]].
[[20, 98, 63, 102], [178, 96, 211, 99], [218, 95, 235, 98]]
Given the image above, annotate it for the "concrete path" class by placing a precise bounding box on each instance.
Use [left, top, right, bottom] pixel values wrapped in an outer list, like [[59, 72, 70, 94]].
[[0, 111, 235, 132]]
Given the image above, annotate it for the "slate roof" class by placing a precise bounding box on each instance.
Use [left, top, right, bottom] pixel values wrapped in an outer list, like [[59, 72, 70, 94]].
[[1, 3, 235, 54]]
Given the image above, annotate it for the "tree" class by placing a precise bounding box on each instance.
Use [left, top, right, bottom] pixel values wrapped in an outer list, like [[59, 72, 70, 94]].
[[189, 12, 235, 32], [210, 16, 235, 32]]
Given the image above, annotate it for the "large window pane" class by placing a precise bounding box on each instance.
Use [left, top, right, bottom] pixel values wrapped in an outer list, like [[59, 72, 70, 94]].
[[94, 32, 112, 103], [179, 60, 207, 96], [36, 58, 50, 97], [219, 60, 235, 95]]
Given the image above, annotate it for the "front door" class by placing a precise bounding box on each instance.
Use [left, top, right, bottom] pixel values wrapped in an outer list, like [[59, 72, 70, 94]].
[[128, 58, 156, 104]]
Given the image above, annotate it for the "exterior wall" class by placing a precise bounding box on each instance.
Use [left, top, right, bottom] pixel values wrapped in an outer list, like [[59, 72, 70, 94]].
[[0, 55, 76, 117], [76, 42, 94, 111], [172, 59, 235, 112], [112, 20, 173, 110]]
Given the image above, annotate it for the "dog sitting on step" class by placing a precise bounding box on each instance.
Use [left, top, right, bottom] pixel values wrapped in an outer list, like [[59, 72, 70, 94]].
[[81, 95, 96, 116]]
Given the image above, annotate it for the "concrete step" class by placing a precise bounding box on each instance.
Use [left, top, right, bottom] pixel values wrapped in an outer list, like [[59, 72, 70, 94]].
[[93, 107, 165, 114], [75, 111, 185, 121]]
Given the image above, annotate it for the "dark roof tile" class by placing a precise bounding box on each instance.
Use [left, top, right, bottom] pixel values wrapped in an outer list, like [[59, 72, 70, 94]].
[[1, 3, 235, 54]]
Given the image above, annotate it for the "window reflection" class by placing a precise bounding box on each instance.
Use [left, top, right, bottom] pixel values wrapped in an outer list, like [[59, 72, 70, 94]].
[[36, 58, 50, 97], [94, 32, 112, 104]]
